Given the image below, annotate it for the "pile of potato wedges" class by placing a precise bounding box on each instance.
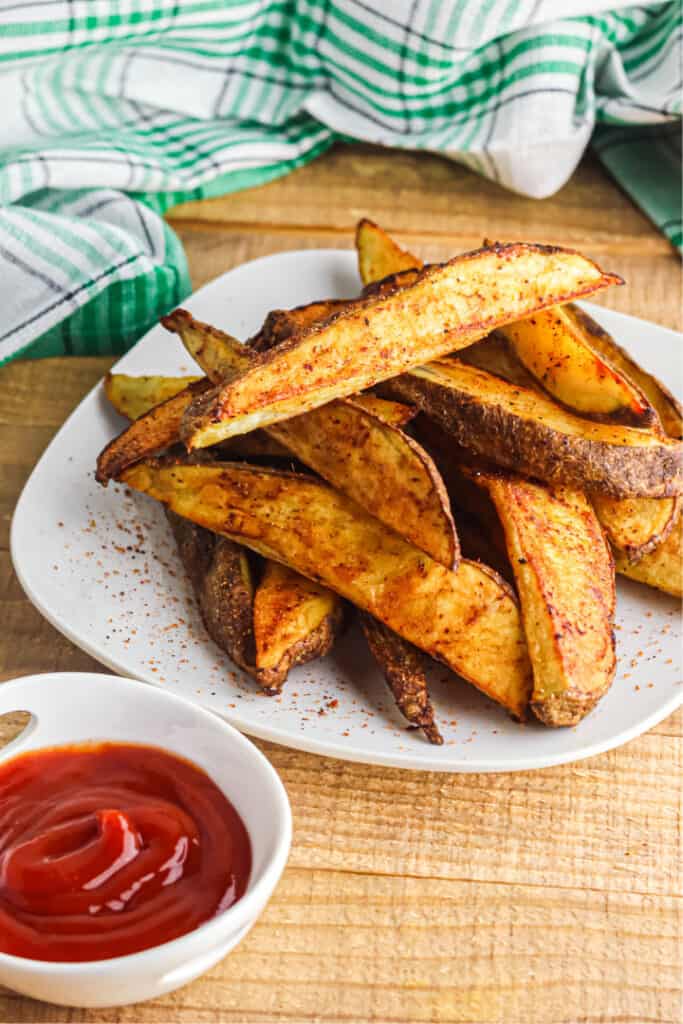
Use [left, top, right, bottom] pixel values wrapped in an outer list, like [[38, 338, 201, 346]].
[[96, 222, 682, 745]]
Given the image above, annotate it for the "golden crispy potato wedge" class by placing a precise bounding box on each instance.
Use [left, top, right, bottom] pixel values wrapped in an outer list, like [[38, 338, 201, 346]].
[[359, 613, 442, 745], [615, 514, 682, 597], [498, 307, 654, 425], [569, 304, 683, 440], [388, 359, 682, 497], [181, 243, 621, 447], [166, 510, 257, 676], [468, 473, 616, 727], [592, 493, 681, 562], [253, 560, 342, 693], [356, 218, 423, 286], [105, 373, 202, 421], [268, 398, 458, 568], [122, 460, 532, 719], [166, 310, 458, 567], [97, 377, 212, 483]]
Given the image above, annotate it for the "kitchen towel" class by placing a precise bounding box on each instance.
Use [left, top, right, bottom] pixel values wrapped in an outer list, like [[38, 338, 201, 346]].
[[0, 0, 679, 363]]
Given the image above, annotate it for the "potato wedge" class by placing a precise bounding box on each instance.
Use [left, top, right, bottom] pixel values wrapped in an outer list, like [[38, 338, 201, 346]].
[[387, 359, 682, 497], [253, 560, 342, 693], [105, 373, 202, 421], [359, 613, 442, 745], [356, 218, 423, 286], [569, 304, 683, 440], [166, 311, 458, 568], [267, 398, 458, 569], [497, 307, 654, 425], [468, 473, 616, 727], [181, 243, 621, 447], [122, 460, 532, 719], [166, 509, 257, 676], [97, 377, 212, 483], [101, 373, 288, 469], [614, 513, 682, 598], [592, 493, 681, 562]]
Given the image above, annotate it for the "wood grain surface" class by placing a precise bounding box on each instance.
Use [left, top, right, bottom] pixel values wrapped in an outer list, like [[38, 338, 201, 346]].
[[0, 144, 681, 1024]]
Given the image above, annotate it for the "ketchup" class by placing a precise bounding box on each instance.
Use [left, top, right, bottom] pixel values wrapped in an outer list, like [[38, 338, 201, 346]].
[[0, 743, 251, 962]]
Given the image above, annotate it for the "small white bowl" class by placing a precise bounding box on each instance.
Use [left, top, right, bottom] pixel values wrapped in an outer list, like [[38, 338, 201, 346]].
[[0, 672, 292, 1008]]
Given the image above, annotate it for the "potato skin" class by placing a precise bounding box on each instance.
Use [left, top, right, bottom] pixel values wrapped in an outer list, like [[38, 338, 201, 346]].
[[387, 362, 682, 498], [166, 510, 257, 676], [359, 614, 442, 745]]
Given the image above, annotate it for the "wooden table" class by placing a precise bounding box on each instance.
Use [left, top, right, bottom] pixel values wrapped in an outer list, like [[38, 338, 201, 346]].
[[1, 145, 681, 1024]]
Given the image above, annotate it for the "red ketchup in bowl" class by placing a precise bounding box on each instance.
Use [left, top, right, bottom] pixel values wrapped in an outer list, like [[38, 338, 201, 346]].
[[0, 743, 251, 962]]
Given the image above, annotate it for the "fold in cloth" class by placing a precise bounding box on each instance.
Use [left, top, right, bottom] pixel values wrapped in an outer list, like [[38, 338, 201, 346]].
[[0, 1, 679, 363]]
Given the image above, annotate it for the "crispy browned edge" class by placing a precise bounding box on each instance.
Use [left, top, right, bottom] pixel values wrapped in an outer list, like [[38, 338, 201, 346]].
[[570, 304, 683, 440], [359, 612, 443, 744], [386, 368, 683, 498], [255, 604, 342, 695], [97, 377, 212, 483], [249, 299, 350, 352], [499, 483, 616, 728], [205, 242, 623, 420]]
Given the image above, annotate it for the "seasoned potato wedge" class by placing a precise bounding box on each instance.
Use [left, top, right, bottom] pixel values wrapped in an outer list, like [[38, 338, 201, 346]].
[[388, 359, 682, 497], [592, 493, 681, 562], [166, 510, 257, 676], [253, 560, 342, 693], [615, 515, 682, 597], [356, 218, 423, 285], [498, 306, 654, 425], [97, 378, 212, 483], [359, 613, 442, 744], [268, 398, 458, 568], [122, 460, 533, 719], [166, 311, 458, 567], [181, 243, 621, 447], [469, 473, 616, 727], [105, 373, 202, 421], [569, 304, 683, 440]]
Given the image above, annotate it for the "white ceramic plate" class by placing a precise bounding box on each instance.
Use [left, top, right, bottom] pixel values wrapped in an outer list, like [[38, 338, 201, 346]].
[[11, 250, 683, 772]]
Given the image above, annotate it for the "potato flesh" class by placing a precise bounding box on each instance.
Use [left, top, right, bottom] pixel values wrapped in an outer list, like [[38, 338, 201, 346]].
[[592, 493, 681, 562], [567, 304, 683, 440], [356, 218, 423, 285], [181, 243, 620, 446], [615, 515, 683, 597], [268, 398, 458, 568], [480, 476, 616, 727], [253, 560, 341, 674], [105, 373, 202, 421], [498, 306, 652, 423], [121, 461, 532, 719]]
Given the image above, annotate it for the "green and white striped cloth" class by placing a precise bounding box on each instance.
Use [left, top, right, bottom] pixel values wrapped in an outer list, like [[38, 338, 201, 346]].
[[0, 1, 680, 364]]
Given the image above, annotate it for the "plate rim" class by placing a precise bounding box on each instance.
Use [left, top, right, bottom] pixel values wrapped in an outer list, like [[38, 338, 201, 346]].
[[10, 248, 683, 773]]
